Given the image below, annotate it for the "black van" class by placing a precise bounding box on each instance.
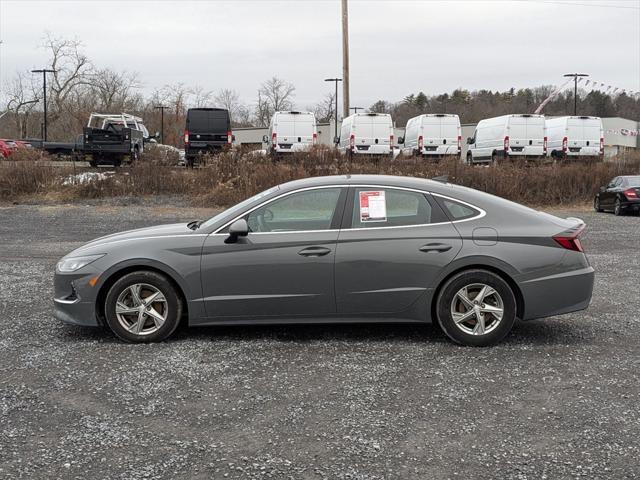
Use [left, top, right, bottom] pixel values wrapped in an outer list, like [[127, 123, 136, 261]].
[[184, 108, 232, 166]]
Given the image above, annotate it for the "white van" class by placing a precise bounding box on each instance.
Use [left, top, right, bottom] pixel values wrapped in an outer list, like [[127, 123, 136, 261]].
[[339, 113, 394, 157], [400, 114, 461, 158], [545, 116, 603, 159], [264, 111, 317, 155], [466, 114, 546, 164]]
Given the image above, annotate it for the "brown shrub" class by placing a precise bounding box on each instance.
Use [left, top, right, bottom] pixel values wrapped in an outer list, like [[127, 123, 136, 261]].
[[1, 149, 639, 208]]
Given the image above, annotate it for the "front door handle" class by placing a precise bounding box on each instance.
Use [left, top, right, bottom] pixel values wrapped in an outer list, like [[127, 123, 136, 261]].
[[419, 243, 452, 253], [298, 246, 332, 257]]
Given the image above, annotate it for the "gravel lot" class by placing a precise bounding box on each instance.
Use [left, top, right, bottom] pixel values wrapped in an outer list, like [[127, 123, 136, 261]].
[[1, 203, 639, 479]]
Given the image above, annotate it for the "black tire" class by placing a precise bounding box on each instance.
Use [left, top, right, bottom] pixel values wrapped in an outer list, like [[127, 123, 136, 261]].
[[88, 159, 98, 168], [466, 153, 473, 165], [491, 151, 498, 164], [104, 271, 182, 343], [594, 197, 603, 212], [436, 269, 517, 347], [614, 198, 623, 216]]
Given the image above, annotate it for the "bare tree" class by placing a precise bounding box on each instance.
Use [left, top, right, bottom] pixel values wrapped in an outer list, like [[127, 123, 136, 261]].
[[190, 85, 214, 108], [255, 76, 296, 126], [311, 92, 335, 123], [213, 88, 248, 124], [4, 72, 40, 137], [89, 68, 142, 112]]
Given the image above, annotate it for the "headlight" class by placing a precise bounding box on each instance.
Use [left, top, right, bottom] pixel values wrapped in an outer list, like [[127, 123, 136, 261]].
[[56, 254, 105, 273]]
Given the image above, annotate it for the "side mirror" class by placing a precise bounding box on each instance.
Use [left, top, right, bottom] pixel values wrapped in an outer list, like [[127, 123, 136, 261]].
[[225, 219, 249, 244], [334, 136, 340, 145], [262, 135, 268, 143], [466, 137, 473, 145], [397, 136, 404, 144]]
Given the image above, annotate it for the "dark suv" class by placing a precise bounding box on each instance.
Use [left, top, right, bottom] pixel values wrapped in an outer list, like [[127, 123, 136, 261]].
[[184, 108, 232, 166]]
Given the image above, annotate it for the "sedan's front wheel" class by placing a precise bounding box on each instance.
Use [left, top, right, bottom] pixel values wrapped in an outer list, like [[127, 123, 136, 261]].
[[104, 271, 182, 343], [436, 270, 516, 347]]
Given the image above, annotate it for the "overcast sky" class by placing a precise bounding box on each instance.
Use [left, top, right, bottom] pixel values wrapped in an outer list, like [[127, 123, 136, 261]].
[[0, 0, 639, 109]]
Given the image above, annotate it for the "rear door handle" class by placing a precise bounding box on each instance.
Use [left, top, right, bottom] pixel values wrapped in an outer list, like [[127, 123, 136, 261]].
[[298, 246, 332, 257], [419, 243, 452, 253]]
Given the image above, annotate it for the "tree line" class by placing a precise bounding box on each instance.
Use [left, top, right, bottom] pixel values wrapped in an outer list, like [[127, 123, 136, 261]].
[[1, 35, 638, 145]]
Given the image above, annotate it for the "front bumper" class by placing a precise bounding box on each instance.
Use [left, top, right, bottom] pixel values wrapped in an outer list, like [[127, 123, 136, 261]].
[[53, 270, 100, 327], [519, 266, 595, 320]]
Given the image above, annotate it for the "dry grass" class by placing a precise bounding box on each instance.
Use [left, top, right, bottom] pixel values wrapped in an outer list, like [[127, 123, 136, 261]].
[[2, 148, 640, 208]]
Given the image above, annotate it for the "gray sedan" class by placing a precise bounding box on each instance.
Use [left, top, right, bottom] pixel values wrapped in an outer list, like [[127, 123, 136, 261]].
[[54, 175, 594, 346]]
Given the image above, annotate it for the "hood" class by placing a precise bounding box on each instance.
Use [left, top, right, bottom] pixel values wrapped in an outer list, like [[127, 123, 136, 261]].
[[72, 223, 195, 254]]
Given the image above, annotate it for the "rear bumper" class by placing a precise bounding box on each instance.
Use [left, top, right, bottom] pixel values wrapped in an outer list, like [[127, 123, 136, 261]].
[[186, 144, 228, 157], [84, 144, 130, 155], [621, 199, 640, 210], [519, 266, 595, 320], [351, 146, 392, 155], [421, 146, 459, 156], [507, 147, 545, 157]]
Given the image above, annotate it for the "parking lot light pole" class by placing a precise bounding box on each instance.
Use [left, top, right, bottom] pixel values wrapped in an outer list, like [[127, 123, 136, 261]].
[[350, 107, 363, 114], [324, 78, 342, 143], [564, 73, 589, 115], [154, 105, 169, 144], [31, 69, 56, 141]]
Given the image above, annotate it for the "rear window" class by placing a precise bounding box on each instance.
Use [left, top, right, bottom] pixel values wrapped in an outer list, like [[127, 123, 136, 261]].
[[187, 110, 230, 133], [350, 188, 440, 228], [440, 198, 481, 221]]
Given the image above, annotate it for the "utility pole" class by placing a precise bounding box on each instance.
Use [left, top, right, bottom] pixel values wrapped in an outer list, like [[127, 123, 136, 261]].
[[324, 78, 342, 143], [563, 73, 589, 115], [350, 107, 363, 114], [341, 0, 350, 119], [154, 105, 169, 144], [31, 68, 56, 141]]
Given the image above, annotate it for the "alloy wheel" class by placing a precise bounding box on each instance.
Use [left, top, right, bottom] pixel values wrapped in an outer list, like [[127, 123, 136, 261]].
[[115, 283, 168, 336], [450, 283, 504, 336]]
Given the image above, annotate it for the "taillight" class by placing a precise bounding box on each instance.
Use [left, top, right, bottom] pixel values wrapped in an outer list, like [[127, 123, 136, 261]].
[[227, 130, 232, 145], [272, 132, 277, 147], [562, 137, 568, 153], [553, 224, 585, 253], [457, 135, 462, 152], [599, 137, 604, 155], [543, 136, 548, 154], [624, 188, 638, 199], [350, 134, 355, 149], [184, 130, 189, 144], [312, 132, 317, 144], [504, 136, 509, 150], [418, 135, 424, 149]]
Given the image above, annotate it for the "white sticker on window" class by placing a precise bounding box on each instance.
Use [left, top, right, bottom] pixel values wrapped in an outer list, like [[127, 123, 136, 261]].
[[359, 190, 387, 222]]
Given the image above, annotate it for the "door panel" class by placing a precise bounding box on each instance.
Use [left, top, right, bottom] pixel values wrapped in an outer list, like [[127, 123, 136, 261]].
[[199, 186, 346, 319], [335, 188, 462, 315], [200, 231, 338, 318]]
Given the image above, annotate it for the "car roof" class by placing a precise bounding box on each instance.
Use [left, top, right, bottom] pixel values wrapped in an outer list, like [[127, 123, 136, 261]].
[[278, 174, 458, 194]]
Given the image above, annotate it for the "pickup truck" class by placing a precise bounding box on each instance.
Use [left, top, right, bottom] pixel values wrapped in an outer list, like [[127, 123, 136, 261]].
[[37, 113, 153, 166], [83, 113, 148, 166]]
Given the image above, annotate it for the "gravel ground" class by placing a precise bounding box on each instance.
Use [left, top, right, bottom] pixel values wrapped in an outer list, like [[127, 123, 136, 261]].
[[0, 204, 639, 479]]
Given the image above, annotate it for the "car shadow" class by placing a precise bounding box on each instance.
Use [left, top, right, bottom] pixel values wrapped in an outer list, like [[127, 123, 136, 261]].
[[58, 318, 590, 347]]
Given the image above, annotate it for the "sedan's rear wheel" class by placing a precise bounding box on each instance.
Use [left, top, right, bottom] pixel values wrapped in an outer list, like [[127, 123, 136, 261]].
[[104, 271, 182, 343], [436, 270, 516, 346]]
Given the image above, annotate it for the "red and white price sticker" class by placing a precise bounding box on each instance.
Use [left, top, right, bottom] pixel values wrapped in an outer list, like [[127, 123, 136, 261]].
[[359, 190, 387, 222]]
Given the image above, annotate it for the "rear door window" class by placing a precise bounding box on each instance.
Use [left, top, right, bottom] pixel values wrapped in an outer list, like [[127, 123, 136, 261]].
[[349, 187, 442, 228]]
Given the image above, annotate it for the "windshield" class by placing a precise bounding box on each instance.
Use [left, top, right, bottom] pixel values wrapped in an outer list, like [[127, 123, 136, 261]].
[[199, 185, 281, 229]]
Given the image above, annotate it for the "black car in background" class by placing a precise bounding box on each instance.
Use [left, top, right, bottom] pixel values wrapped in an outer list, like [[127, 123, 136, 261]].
[[594, 175, 640, 216], [184, 108, 232, 166]]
